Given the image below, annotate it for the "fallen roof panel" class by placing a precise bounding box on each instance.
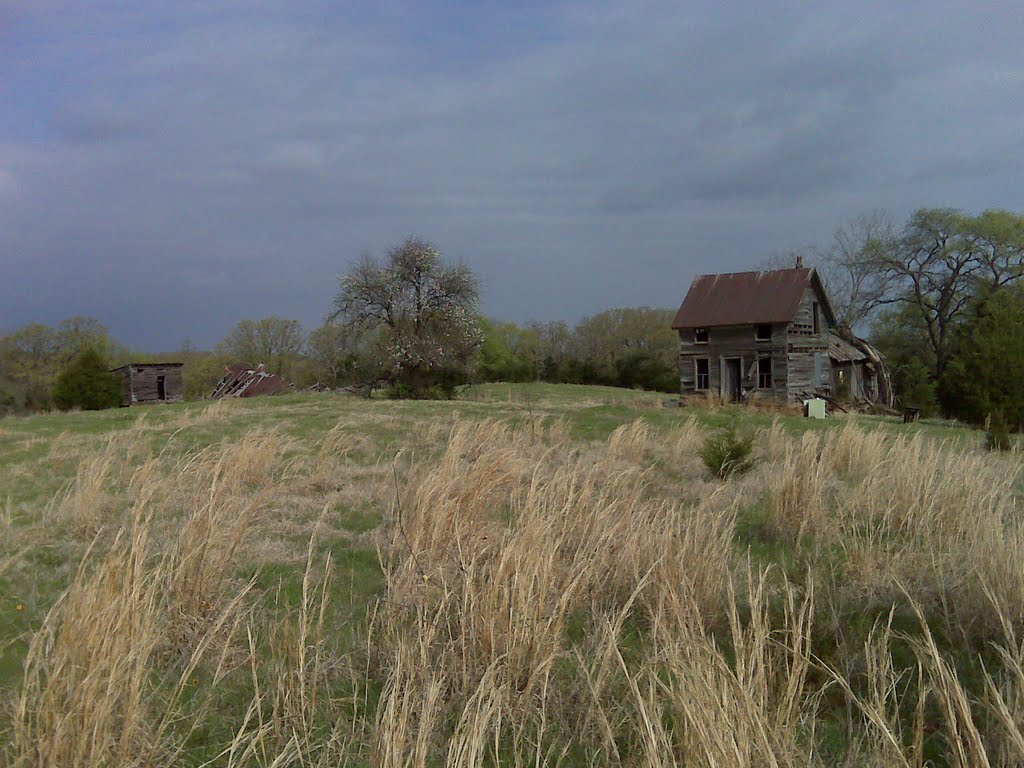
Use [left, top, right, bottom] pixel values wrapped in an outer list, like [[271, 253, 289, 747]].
[[210, 363, 291, 399]]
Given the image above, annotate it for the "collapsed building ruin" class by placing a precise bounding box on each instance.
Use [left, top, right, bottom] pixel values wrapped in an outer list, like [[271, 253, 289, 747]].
[[210, 363, 291, 399]]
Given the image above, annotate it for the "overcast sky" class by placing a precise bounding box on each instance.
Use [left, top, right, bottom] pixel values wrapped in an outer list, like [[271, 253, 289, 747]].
[[1, 1, 1022, 350]]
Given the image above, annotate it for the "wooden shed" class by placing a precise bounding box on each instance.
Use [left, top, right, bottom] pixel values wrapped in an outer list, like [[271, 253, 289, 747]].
[[112, 363, 184, 406]]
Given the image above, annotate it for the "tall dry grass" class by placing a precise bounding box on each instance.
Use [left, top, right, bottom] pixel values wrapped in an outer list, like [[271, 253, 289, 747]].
[[7, 427, 315, 768], [12, 499, 255, 767], [369, 419, 824, 765], [367, 417, 1024, 765], [50, 419, 152, 534], [759, 421, 1023, 634], [9, 409, 1024, 766]]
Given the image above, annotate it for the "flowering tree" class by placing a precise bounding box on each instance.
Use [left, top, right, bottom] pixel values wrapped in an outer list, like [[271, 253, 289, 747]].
[[331, 237, 482, 396]]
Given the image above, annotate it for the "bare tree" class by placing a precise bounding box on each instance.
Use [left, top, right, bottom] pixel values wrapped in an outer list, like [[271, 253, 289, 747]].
[[306, 320, 391, 392], [764, 213, 897, 330], [332, 237, 482, 395], [218, 317, 305, 378], [819, 211, 898, 330]]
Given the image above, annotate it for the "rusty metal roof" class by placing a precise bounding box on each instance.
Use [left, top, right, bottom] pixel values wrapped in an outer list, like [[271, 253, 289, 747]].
[[671, 268, 833, 328], [111, 362, 183, 372]]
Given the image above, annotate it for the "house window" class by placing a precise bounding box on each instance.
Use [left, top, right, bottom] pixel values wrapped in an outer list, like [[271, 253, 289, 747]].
[[755, 324, 772, 342], [757, 358, 772, 389], [694, 327, 709, 344], [695, 358, 709, 390], [812, 302, 820, 334]]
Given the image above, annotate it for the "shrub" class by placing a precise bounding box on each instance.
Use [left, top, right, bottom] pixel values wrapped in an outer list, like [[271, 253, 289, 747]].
[[52, 347, 121, 411], [987, 410, 1012, 452], [896, 358, 939, 417], [700, 424, 756, 479], [614, 350, 678, 392], [386, 382, 449, 400]]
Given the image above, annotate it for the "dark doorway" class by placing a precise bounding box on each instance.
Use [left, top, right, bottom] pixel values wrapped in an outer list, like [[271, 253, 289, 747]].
[[157, 375, 166, 401], [725, 358, 742, 401]]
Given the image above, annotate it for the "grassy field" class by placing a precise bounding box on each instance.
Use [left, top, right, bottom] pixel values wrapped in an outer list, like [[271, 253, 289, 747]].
[[1, 384, 1021, 766]]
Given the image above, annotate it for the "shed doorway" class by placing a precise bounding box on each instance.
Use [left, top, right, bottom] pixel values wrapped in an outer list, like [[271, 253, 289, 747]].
[[724, 358, 742, 402], [157, 376, 167, 401]]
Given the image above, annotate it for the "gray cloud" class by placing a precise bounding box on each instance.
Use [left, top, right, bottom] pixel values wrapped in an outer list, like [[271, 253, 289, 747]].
[[2, 0, 1023, 349]]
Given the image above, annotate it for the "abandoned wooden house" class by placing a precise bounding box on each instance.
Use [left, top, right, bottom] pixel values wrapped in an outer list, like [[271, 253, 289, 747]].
[[112, 363, 184, 406], [672, 266, 891, 405]]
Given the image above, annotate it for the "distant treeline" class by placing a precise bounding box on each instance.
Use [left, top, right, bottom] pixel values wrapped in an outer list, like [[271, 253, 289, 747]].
[[0, 307, 679, 415]]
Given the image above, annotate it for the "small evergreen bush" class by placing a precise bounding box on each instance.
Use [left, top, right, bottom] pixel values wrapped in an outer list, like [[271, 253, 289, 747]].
[[700, 424, 756, 479], [986, 410, 1012, 452], [52, 347, 121, 411]]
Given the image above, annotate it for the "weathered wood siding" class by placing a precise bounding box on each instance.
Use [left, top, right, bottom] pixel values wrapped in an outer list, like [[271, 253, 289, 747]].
[[117, 372, 133, 406], [785, 285, 831, 401], [116, 365, 184, 406], [678, 324, 788, 402]]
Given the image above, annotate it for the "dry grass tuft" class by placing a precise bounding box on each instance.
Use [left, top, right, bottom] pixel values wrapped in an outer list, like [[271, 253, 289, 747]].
[[13, 501, 254, 768], [369, 419, 747, 763], [50, 422, 151, 534], [607, 418, 653, 462], [766, 430, 830, 543]]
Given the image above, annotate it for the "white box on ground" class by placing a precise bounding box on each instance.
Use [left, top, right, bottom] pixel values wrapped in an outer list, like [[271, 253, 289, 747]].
[[803, 398, 827, 419]]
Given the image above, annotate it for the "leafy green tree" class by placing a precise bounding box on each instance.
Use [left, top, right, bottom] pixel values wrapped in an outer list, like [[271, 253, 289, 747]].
[[169, 342, 233, 400], [52, 347, 121, 411], [56, 316, 119, 363], [986, 411, 1012, 451], [477, 319, 534, 382], [555, 307, 675, 390], [614, 350, 677, 392], [871, 305, 939, 413], [939, 287, 1024, 429], [875, 208, 1024, 378], [2, 323, 61, 407], [0, 333, 19, 416], [0, 317, 123, 412]]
